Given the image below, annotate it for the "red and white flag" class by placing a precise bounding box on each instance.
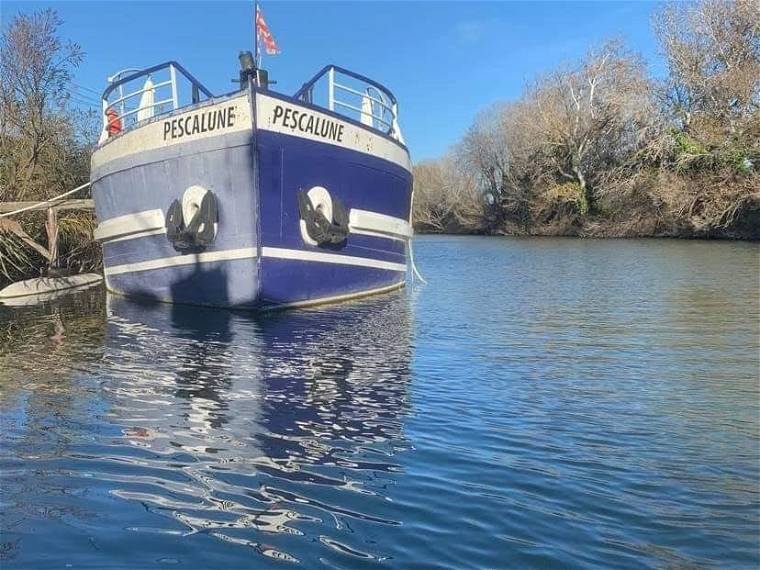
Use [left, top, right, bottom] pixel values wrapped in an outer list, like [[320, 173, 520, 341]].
[[256, 5, 279, 55]]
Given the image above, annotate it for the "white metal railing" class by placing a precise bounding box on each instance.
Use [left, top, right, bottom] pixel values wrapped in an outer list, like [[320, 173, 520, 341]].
[[100, 62, 214, 141], [332, 84, 393, 131], [108, 80, 173, 117], [296, 65, 405, 143]]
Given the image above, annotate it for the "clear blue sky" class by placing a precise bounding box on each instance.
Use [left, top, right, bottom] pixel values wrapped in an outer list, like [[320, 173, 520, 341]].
[[2, 1, 665, 161]]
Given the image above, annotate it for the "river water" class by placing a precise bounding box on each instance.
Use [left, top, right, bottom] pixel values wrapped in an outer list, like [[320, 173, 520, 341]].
[[1, 236, 758, 569]]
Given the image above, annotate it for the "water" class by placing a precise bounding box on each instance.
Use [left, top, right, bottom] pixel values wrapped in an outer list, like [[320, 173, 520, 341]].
[[1, 236, 758, 569]]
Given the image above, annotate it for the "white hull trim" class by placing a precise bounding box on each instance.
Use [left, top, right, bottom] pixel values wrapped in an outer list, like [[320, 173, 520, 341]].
[[348, 209, 412, 240], [105, 280, 406, 310], [103, 246, 407, 277], [91, 94, 251, 172], [109, 228, 167, 243], [261, 247, 407, 272], [256, 94, 411, 171], [104, 247, 258, 276], [92, 92, 411, 174], [96, 207, 411, 244], [94, 209, 165, 242], [350, 228, 406, 242]]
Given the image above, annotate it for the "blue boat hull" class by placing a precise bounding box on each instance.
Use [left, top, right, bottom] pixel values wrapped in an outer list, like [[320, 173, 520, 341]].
[[90, 90, 412, 309]]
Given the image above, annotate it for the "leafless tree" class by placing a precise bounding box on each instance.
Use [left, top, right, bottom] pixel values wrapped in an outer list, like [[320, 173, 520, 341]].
[[651, 0, 760, 235], [654, 0, 759, 138], [524, 41, 658, 214], [413, 153, 484, 233]]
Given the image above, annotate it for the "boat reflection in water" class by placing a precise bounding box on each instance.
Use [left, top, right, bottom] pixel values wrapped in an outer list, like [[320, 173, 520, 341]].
[[102, 292, 413, 563]]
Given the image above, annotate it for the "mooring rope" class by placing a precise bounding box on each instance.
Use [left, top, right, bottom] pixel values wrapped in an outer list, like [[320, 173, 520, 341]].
[[407, 238, 427, 285], [0, 181, 92, 218]]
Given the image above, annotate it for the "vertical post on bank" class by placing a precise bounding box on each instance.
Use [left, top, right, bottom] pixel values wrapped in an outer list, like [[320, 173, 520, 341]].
[[45, 207, 58, 269]]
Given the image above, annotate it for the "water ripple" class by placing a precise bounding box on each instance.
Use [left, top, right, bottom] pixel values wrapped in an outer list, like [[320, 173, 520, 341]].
[[1, 237, 758, 568]]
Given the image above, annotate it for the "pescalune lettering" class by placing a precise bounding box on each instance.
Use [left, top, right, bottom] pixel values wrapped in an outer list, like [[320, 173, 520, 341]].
[[272, 105, 344, 143], [163, 106, 237, 141]]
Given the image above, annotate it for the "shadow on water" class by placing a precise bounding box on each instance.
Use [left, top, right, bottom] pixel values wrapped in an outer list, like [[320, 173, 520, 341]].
[[0, 285, 414, 567]]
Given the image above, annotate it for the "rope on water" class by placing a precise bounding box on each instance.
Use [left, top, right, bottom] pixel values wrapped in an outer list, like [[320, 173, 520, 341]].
[[407, 191, 427, 285], [0, 181, 92, 218]]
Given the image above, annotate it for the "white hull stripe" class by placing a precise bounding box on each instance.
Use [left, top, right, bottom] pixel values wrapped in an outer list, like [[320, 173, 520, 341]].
[[97, 207, 411, 244], [106, 280, 405, 310], [348, 209, 412, 239], [105, 247, 257, 276], [350, 228, 406, 242], [104, 246, 406, 276], [94, 209, 165, 242], [261, 247, 407, 272], [109, 228, 166, 243]]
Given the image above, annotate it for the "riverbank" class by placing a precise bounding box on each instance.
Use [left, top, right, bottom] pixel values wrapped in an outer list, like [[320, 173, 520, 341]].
[[416, 211, 760, 241]]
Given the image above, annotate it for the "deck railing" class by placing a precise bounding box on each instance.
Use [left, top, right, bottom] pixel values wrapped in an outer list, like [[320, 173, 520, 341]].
[[100, 62, 214, 137], [295, 65, 405, 144]]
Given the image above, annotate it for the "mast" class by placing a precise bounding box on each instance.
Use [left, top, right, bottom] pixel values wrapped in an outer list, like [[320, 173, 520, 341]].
[[253, 0, 260, 69]]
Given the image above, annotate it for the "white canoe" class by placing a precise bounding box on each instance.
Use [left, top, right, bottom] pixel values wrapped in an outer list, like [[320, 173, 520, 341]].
[[0, 273, 103, 302]]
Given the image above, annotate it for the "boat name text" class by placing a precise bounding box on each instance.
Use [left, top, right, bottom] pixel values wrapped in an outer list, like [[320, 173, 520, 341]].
[[163, 106, 237, 141], [272, 105, 345, 143]]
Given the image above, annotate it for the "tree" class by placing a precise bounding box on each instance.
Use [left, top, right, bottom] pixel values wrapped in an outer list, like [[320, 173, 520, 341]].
[[0, 8, 88, 201], [654, 0, 760, 139], [652, 0, 760, 236], [524, 41, 657, 215], [413, 154, 484, 233], [0, 9, 100, 284]]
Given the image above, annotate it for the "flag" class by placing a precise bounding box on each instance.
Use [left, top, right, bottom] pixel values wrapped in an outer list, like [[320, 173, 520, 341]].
[[256, 5, 279, 55]]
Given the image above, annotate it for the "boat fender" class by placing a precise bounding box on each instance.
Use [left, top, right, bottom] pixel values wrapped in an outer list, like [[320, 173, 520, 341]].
[[298, 186, 349, 246], [165, 186, 218, 250]]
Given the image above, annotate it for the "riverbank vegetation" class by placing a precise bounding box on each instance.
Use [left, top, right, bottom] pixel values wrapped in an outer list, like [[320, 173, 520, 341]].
[[413, 0, 759, 239], [0, 9, 98, 285]]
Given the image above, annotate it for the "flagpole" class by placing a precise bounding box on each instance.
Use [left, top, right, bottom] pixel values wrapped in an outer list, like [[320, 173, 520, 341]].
[[254, 0, 260, 69]]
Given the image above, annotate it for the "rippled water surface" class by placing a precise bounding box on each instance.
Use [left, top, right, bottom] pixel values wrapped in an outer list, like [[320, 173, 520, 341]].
[[1, 236, 759, 569]]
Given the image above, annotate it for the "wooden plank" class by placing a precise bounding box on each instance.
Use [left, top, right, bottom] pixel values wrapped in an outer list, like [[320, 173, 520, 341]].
[[0, 199, 95, 213], [53, 199, 95, 212], [46, 208, 59, 268], [0, 273, 103, 301], [0, 218, 51, 261]]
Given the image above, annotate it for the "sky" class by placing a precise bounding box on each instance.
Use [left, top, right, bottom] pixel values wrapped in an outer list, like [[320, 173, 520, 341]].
[[2, 1, 666, 161]]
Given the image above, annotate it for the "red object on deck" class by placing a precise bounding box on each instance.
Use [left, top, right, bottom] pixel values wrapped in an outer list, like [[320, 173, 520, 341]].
[[106, 108, 122, 136]]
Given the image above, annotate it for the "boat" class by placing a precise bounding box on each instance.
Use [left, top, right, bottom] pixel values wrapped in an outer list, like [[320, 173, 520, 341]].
[[91, 51, 413, 310], [0, 273, 102, 306]]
